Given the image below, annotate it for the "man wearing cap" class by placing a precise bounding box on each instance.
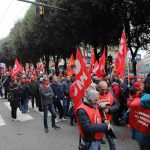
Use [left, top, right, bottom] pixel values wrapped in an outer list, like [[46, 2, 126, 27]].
[[39, 77, 60, 133]]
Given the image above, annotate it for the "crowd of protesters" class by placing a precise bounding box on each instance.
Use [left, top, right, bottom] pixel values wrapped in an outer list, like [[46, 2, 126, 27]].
[[0, 70, 149, 150]]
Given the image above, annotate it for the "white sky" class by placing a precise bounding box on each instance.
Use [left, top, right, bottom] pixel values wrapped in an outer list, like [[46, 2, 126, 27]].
[[0, 0, 34, 39]]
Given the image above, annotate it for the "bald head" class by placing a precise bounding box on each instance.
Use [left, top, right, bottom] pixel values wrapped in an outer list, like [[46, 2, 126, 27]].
[[98, 81, 108, 95]]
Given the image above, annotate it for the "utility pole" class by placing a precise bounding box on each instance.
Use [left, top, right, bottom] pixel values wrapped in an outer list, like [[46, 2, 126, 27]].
[[17, 0, 67, 12]]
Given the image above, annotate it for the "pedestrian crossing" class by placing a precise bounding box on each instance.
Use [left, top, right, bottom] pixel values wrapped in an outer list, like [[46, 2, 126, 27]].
[[4, 102, 34, 122], [0, 100, 51, 127]]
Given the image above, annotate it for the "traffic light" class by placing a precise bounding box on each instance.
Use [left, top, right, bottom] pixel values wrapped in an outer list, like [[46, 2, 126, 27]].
[[39, 3, 44, 16], [36, 0, 46, 17]]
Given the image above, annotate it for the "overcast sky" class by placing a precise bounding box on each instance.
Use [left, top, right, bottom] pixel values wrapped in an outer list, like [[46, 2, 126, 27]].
[[0, 0, 34, 39]]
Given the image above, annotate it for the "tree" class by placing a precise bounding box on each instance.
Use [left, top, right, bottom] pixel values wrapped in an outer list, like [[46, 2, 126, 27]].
[[120, 0, 150, 75]]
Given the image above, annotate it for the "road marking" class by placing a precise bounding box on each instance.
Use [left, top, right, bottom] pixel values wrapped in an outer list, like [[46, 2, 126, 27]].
[[0, 115, 6, 126], [4, 102, 34, 122], [28, 101, 51, 116]]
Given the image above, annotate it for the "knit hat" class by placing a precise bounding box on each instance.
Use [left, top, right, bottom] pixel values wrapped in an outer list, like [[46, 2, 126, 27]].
[[137, 75, 143, 79], [115, 78, 121, 84], [128, 74, 134, 79], [133, 81, 143, 91]]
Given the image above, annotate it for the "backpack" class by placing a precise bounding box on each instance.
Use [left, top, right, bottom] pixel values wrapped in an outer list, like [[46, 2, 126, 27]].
[[8, 89, 15, 102]]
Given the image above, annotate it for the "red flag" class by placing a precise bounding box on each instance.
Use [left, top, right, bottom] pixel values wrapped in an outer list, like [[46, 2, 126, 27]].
[[67, 54, 75, 68], [93, 61, 99, 75], [90, 49, 95, 72], [66, 54, 75, 76], [66, 69, 75, 76], [37, 62, 45, 71], [98, 48, 106, 79], [74, 48, 91, 109], [114, 32, 128, 79], [11, 59, 22, 78]]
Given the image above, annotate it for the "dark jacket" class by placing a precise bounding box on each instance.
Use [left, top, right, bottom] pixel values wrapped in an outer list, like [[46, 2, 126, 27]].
[[29, 80, 39, 96], [62, 80, 72, 97], [51, 82, 64, 100], [39, 84, 54, 105], [3, 75, 11, 88], [77, 101, 108, 142], [21, 84, 30, 100], [8, 84, 20, 108]]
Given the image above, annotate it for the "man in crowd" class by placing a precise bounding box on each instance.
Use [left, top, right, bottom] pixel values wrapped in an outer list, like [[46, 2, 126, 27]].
[[76, 90, 111, 150], [97, 80, 119, 150], [39, 77, 60, 133], [51, 75, 66, 122], [62, 75, 72, 117]]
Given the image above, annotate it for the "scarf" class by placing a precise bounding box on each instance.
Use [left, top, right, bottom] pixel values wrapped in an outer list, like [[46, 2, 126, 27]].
[[43, 83, 50, 90]]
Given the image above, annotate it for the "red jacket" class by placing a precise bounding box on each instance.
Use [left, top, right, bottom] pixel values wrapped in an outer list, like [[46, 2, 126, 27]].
[[111, 82, 121, 104]]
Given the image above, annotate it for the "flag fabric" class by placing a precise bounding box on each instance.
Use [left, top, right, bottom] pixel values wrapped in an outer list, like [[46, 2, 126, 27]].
[[11, 58, 22, 78], [114, 32, 128, 79], [98, 48, 106, 80], [92, 49, 105, 80], [67, 54, 75, 68], [66, 54, 75, 75], [37, 61, 45, 71], [93, 61, 99, 75], [90, 49, 95, 72], [66, 68, 75, 76], [74, 48, 91, 109]]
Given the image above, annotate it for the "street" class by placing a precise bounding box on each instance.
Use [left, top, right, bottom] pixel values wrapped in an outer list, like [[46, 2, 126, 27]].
[[0, 98, 139, 150]]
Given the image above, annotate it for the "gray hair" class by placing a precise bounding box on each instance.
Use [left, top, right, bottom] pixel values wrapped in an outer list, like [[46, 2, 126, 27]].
[[85, 90, 99, 102]]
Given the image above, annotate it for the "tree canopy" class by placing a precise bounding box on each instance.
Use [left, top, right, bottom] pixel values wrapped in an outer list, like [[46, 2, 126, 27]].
[[0, 0, 149, 74]]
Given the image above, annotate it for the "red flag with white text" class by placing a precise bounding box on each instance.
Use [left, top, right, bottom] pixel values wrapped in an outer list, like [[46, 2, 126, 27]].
[[114, 32, 128, 79], [74, 48, 91, 109]]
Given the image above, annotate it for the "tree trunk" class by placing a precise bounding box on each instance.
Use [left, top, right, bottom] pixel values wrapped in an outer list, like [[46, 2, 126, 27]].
[[45, 54, 49, 74], [63, 57, 67, 70], [93, 43, 99, 61], [131, 57, 137, 76], [54, 56, 59, 75]]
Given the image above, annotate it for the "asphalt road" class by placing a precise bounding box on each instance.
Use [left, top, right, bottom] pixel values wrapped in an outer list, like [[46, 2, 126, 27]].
[[0, 98, 139, 150]]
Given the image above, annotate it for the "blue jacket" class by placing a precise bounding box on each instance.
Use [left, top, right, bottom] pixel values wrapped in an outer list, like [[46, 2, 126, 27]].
[[51, 82, 64, 100], [134, 93, 150, 147]]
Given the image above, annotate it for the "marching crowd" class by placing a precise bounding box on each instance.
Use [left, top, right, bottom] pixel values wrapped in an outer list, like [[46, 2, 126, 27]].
[[0, 71, 150, 150]]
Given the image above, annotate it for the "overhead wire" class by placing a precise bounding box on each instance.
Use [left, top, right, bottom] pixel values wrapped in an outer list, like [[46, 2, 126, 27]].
[[0, 0, 15, 25], [1, 3, 30, 38]]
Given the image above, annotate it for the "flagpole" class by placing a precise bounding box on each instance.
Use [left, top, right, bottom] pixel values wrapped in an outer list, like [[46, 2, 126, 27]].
[[123, 24, 130, 87], [127, 51, 130, 87]]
